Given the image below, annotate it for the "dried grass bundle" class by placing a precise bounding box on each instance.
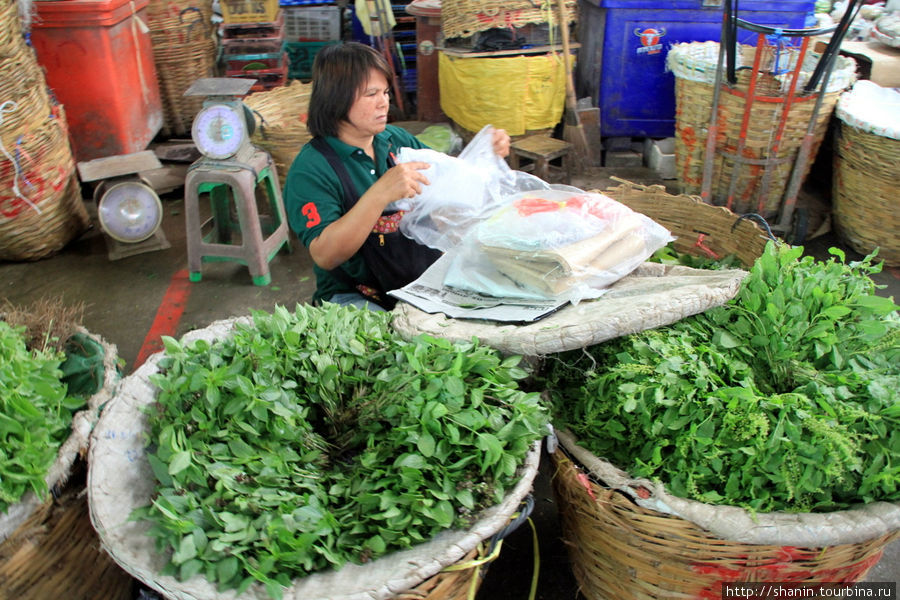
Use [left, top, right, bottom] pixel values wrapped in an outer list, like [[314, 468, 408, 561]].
[[0, 296, 85, 353]]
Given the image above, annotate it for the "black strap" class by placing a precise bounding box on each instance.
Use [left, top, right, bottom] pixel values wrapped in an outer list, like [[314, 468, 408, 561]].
[[308, 136, 381, 298], [310, 137, 359, 211]]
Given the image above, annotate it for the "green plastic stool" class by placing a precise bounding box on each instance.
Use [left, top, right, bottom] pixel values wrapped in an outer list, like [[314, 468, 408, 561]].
[[184, 151, 291, 286]]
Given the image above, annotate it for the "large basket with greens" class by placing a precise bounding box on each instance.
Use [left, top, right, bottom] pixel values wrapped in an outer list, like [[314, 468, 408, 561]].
[[0, 306, 128, 599], [88, 305, 546, 600], [542, 242, 900, 598]]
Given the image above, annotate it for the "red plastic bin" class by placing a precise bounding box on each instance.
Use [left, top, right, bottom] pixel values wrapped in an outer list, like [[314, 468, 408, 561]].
[[29, 0, 163, 162]]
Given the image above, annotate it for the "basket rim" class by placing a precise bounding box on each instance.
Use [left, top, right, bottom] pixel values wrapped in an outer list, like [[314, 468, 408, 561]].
[[555, 428, 900, 547]]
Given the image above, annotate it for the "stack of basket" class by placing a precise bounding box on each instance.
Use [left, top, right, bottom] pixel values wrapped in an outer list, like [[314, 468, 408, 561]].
[[244, 79, 313, 186], [832, 80, 899, 266], [666, 41, 856, 219], [145, 0, 217, 136], [0, 0, 88, 261], [220, 0, 289, 93]]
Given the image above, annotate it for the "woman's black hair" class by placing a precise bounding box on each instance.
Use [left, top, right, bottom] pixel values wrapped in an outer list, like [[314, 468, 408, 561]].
[[306, 42, 393, 138]]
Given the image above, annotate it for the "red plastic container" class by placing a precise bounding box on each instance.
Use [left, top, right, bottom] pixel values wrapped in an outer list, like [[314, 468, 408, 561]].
[[30, 0, 163, 162]]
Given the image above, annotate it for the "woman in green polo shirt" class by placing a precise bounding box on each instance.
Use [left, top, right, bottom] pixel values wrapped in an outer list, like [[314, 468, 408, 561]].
[[283, 42, 510, 310]]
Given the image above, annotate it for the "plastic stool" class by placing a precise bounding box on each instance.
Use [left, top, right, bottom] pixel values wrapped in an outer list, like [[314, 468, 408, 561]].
[[509, 135, 574, 184], [184, 150, 291, 286]]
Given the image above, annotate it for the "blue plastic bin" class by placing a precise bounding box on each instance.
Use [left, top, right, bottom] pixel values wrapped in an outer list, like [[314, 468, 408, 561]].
[[584, 0, 816, 137]]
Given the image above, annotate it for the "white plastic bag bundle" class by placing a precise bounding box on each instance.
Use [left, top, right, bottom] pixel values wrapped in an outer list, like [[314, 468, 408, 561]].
[[443, 190, 674, 304], [396, 125, 550, 251]]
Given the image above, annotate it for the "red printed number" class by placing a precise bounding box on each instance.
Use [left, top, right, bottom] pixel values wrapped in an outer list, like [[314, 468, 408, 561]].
[[302, 202, 321, 228]]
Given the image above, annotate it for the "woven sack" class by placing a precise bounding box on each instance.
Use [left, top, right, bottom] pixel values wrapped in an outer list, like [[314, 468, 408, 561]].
[[244, 80, 313, 186], [441, 0, 576, 39], [146, 0, 217, 136], [667, 41, 856, 219], [88, 316, 541, 600], [0, 330, 125, 600], [391, 180, 767, 356], [832, 81, 899, 266], [551, 429, 900, 599]]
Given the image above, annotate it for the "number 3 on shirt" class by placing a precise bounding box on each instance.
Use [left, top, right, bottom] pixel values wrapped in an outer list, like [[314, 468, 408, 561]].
[[302, 202, 321, 228]]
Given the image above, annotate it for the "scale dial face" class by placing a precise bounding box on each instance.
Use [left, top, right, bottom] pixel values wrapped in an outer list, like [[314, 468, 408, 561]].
[[191, 103, 249, 160], [98, 181, 163, 243]]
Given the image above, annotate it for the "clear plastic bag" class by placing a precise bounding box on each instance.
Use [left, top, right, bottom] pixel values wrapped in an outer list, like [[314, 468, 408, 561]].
[[396, 125, 534, 251], [442, 190, 674, 304]]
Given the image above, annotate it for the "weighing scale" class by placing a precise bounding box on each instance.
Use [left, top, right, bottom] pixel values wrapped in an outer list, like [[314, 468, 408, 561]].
[[76, 150, 171, 261], [185, 77, 257, 164], [181, 77, 291, 285]]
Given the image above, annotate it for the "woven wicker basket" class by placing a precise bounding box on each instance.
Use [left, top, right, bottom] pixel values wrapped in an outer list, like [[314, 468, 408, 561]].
[[0, 329, 126, 600], [146, 0, 217, 136], [599, 179, 771, 268], [551, 438, 900, 600], [394, 545, 494, 599], [244, 80, 313, 186], [0, 474, 133, 600], [441, 0, 576, 39], [832, 112, 899, 266], [667, 41, 856, 219], [0, 66, 88, 261]]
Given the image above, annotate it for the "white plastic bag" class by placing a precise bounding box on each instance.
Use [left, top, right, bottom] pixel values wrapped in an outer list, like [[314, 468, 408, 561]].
[[396, 125, 528, 251], [443, 190, 674, 304]]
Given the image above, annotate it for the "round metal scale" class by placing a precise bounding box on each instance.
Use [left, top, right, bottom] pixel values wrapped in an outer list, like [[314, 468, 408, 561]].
[[191, 103, 251, 160], [97, 180, 164, 243]]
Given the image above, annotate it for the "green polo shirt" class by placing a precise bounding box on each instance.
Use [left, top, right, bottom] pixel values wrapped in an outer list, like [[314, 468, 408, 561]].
[[283, 124, 428, 305]]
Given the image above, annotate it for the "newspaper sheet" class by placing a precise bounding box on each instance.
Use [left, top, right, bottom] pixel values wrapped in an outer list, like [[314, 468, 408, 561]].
[[388, 251, 596, 322]]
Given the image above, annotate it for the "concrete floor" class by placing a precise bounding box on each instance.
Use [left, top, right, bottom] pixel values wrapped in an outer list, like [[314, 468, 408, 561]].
[[0, 165, 897, 598]]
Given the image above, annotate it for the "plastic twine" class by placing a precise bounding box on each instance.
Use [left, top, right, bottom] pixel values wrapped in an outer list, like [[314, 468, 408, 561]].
[[0, 100, 42, 215]]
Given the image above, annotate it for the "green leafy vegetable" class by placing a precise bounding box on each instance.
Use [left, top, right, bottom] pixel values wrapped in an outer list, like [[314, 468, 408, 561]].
[[0, 321, 86, 511], [545, 242, 899, 513], [138, 303, 548, 598]]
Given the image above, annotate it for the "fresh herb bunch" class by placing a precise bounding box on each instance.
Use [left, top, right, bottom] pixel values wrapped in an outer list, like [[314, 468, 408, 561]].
[[137, 304, 548, 599], [546, 242, 899, 513], [649, 243, 744, 270], [0, 321, 86, 511]]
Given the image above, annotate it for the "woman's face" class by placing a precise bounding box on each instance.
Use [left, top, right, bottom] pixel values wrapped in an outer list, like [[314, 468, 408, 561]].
[[344, 68, 391, 139]]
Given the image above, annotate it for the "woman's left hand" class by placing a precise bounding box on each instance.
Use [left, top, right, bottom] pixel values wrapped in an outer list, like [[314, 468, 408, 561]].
[[492, 128, 511, 158]]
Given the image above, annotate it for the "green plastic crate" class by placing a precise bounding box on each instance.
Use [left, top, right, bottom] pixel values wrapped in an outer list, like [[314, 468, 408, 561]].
[[285, 40, 339, 80]]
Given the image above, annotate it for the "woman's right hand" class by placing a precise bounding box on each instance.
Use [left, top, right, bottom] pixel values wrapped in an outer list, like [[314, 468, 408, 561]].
[[367, 161, 432, 208]]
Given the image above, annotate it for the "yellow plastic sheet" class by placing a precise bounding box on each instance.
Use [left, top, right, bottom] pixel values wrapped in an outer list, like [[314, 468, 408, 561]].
[[438, 52, 567, 136]]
